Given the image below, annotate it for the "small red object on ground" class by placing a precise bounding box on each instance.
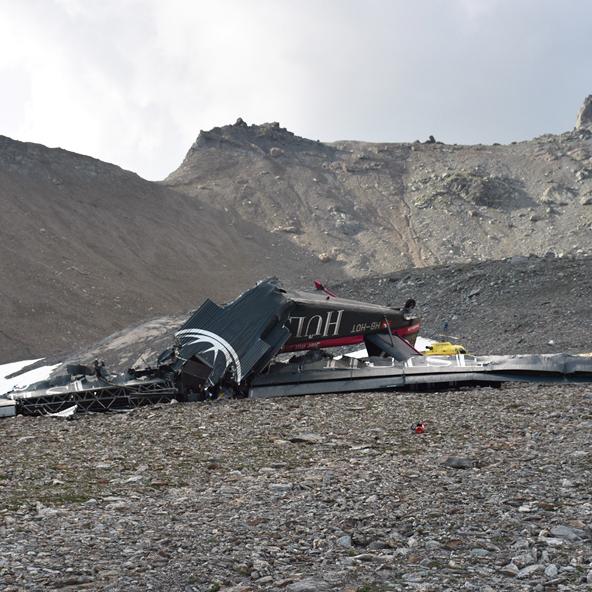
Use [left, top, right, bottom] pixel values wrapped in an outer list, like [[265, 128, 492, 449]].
[[414, 422, 426, 434]]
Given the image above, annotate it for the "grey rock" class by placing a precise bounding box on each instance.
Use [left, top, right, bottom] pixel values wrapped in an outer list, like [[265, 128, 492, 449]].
[[269, 483, 293, 493], [351, 553, 377, 561], [367, 540, 387, 550], [286, 579, 330, 592], [443, 456, 476, 469], [402, 571, 426, 582], [105, 501, 128, 510], [549, 525, 586, 541], [35, 505, 60, 519], [512, 552, 537, 568], [337, 535, 352, 547], [516, 564, 543, 578], [510, 255, 530, 265], [335, 219, 363, 236], [424, 539, 441, 549], [288, 433, 323, 444], [576, 95, 592, 130], [275, 225, 300, 234], [500, 563, 519, 576], [544, 564, 558, 578]]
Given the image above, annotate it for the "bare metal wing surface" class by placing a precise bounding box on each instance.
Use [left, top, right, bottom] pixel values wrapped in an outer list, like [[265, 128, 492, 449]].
[[249, 353, 592, 398]]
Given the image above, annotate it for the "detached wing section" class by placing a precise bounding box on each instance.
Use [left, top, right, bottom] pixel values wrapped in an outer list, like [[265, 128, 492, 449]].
[[365, 333, 422, 361], [173, 279, 293, 390]]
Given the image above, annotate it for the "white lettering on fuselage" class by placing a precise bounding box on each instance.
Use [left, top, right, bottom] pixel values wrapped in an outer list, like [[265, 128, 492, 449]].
[[288, 309, 344, 338], [352, 321, 382, 333]]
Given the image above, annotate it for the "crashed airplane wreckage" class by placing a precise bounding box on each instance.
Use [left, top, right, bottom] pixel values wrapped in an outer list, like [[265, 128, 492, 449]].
[[6, 278, 592, 415]]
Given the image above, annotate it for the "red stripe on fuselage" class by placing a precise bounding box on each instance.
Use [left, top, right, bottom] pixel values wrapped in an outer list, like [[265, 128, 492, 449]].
[[282, 335, 364, 352], [281, 323, 421, 352], [397, 323, 421, 336]]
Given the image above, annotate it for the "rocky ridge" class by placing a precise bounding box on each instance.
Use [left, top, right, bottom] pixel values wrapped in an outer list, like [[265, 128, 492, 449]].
[[3, 155, 592, 592], [336, 254, 592, 357], [165, 101, 592, 275], [576, 95, 592, 131]]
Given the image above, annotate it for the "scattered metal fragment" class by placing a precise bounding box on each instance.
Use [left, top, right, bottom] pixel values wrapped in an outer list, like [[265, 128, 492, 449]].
[[0, 398, 16, 417], [47, 404, 78, 418]]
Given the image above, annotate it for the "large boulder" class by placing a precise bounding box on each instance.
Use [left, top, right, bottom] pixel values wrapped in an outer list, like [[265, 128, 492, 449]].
[[575, 95, 592, 130]]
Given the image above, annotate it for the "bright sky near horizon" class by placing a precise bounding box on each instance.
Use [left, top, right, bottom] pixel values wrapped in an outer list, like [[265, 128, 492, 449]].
[[1, 0, 591, 180]]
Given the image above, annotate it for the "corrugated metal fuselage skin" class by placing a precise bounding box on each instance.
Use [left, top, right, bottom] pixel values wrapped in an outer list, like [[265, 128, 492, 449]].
[[173, 278, 419, 390]]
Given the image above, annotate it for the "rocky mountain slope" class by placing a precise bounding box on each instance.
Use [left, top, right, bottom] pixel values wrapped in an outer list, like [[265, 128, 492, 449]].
[[2, 96, 591, 362], [166, 101, 592, 275], [337, 254, 592, 357], [3, 380, 592, 591], [0, 137, 340, 362]]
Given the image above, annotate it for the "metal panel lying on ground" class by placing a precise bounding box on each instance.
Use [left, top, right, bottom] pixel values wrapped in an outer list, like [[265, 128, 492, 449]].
[[0, 399, 16, 417], [249, 353, 592, 398]]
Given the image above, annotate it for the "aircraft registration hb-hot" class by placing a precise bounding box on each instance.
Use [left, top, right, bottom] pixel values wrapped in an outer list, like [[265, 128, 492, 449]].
[[281, 283, 419, 352]]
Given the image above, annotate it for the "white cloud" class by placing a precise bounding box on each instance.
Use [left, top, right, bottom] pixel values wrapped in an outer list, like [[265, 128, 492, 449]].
[[0, 0, 591, 180]]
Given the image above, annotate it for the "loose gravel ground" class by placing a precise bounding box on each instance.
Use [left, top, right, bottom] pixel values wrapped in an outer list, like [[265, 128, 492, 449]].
[[337, 255, 592, 357], [2, 383, 592, 591]]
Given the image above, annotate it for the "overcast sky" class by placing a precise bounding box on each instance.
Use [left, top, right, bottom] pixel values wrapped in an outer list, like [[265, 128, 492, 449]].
[[1, 0, 591, 180]]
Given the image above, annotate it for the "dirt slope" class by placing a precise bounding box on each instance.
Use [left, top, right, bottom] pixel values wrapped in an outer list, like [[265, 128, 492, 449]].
[[336, 254, 592, 356], [166, 116, 592, 275], [0, 137, 341, 362]]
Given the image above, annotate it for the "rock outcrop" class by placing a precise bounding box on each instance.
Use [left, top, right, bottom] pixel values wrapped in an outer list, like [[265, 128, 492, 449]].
[[575, 94, 592, 130], [165, 104, 592, 276]]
